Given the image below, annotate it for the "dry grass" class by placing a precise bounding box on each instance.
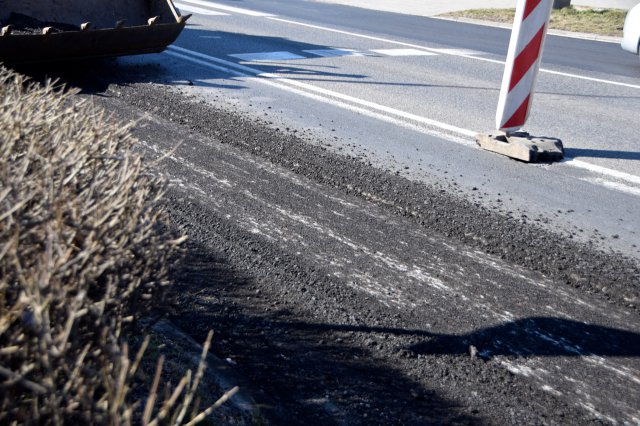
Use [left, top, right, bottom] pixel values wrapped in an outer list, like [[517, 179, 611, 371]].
[[441, 6, 627, 36], [549, 6, 626, 36], [0, 67, 236, 425], [442, 8, 516, 24]]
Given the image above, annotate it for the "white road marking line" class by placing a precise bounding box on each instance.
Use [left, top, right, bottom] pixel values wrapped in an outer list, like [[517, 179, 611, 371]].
[[370, 48, 438, 57], [232, 47, 439, 61], [177, 0, 274, 16], [166, 47, 475, 144], [267, 17, 640, 90], [303, 48, 371, 57], [170, 46, 476, 137], [539, 68, 640, 89], [166, 46, 640, 193], [428, 48, 486, 56], [564, 158, 640, 186], [229, 51, 306, 62], [173, 2, 230, 15], [581, 178, 640, 197]]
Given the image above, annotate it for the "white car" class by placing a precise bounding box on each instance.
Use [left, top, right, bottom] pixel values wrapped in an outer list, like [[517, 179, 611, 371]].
[[622, 3, 640, 56]]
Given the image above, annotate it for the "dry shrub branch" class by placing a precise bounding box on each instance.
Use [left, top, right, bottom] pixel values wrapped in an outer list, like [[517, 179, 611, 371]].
[[0, 67, 234, 425]]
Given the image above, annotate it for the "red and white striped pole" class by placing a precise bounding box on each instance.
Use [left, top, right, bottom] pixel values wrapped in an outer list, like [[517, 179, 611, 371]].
[[496, 0, 554, 132]]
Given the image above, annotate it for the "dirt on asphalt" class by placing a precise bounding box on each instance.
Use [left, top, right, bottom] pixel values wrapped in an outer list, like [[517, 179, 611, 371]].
[[19, 61, 640, 425], [107, 79, 639, 312]]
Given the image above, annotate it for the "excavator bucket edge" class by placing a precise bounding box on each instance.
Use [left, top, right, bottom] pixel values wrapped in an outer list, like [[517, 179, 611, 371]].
[[0, 0, 190, 64]]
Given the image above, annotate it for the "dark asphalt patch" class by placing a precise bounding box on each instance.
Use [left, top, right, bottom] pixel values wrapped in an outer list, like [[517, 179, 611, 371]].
[[107, 81, 640, 313]]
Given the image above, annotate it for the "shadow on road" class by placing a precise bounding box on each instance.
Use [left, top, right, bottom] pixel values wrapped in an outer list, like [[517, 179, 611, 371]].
[[8, 26, 370, 92], [165, 218, 640, 424], [261, 316, 640, 358], [8, 24, 640, 108], [409, 316, 640, 358], [166, 236, 479, 425], [565, 148, 640, 161], [7, 25, 480, 94]]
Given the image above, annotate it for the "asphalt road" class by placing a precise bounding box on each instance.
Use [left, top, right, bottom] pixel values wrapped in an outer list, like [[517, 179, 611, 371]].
[[95, 82, 639, 424], [29, 0, 640, 423], [137, 0, 640, 257], [198, 0, 640, 77]]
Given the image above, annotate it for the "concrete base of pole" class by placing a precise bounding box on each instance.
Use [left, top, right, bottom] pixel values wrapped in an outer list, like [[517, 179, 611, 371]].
[[475, 131, 564, 162]]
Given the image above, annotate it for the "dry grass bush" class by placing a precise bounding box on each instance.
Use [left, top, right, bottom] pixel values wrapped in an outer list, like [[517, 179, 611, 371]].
[[0, 67, 235, 425]]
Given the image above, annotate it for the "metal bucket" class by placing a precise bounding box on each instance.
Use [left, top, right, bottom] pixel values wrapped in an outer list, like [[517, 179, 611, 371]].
[[0, 0, 190, 63]]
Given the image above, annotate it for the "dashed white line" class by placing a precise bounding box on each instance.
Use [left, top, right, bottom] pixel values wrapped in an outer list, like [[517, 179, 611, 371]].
[[303, 48, 371, 58], [428, 48, 486, 56], [370, 48, 438, 57], [230, 48, 439, 60], [229, 51, 306, 62]]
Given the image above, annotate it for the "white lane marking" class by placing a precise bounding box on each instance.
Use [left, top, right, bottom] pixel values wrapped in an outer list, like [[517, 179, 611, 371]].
[[166, 46, 640, 194], [229, 51, 306, 62], [267, 17, 640, 90], [169, 45, 477, 138], [581, 178, 640, 197], [370, 48, 438, 57], [428, 48, 485, 56], [166, 48, 474, 148], [233, 47, 437, 60], [177, 0, 274, 16], [173, 2, 230, 15], [540, 67, 640, 89], [303, 48, 371, 57], [564, 158, 640, 187]]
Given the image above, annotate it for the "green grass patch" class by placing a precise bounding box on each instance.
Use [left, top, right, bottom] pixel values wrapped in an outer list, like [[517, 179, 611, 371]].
[[441, 6, 626, 36]]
